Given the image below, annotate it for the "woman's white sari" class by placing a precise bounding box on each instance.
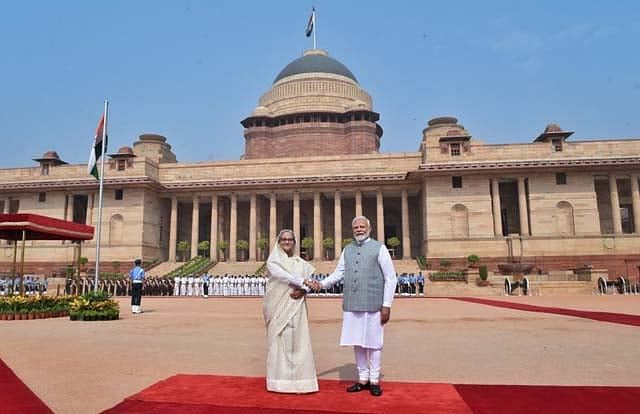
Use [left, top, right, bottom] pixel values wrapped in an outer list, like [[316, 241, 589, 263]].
[[263, 243, 317, 393]]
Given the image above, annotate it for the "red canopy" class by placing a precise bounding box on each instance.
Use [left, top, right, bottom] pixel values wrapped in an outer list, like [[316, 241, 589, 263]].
[[0, 214, 94, 241]]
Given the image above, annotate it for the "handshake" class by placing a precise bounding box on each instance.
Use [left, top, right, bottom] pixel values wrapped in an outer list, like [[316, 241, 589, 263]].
[[303, 279, 322, 292]]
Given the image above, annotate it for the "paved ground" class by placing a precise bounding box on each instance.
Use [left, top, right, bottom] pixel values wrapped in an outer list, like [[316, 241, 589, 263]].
[[1, 295, 639, 413]]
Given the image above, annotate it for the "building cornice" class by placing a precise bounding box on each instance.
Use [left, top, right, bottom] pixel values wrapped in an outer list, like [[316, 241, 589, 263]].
[[0, 176, 159, 191], [163, 173, 408, 190], [416, 156, 640, 174], [0, 173, 410, 192]]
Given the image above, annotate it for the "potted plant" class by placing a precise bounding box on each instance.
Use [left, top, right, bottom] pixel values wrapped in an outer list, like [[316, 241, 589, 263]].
[[198, 240, 210, 258], [217, 240, 229, 261], [476, 265, 490, 286], [301, 237, 314, 260], [78, 256, 89, 272], [439, 259, 452, 271], [177, 240, 190, 262], [257, 237, 269, 260], [342, 238, 354, 247], [322, 237, 334, 260], [386, 237, 400, 259], [467, 254, 480, 268], [236, 239, 249, 261]]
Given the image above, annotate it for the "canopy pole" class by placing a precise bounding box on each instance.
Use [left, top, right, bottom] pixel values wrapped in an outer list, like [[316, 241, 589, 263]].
[[11, 239, 17, 295], [19, 230, 26, 296], [77, 242, 82, 278]]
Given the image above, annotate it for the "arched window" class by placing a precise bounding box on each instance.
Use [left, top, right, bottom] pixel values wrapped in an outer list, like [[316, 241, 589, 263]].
[[451, 204, 469, 238], [109, 214, 125, 244], [554, 201, 575, 235]]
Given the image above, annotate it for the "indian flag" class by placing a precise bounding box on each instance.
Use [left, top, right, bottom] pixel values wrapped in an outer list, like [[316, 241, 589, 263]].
[[305, 7, 315, 37], [88, 113, 106, 180]]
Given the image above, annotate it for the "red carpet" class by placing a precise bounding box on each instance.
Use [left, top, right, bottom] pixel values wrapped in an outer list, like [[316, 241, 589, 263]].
[[0, 358, 52, 414], [103, 374, 640, 414], [102, 374, 472, 413], [447, 297, 640, 327], [455, 384, 640, 414]]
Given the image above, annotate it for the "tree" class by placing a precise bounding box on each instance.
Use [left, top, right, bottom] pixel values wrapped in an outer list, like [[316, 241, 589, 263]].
[[257, 237, 269, 260], [301, 237, 314, 260], [217, 240, 229, 261], [198, 240, 210, 258], [342, 238, 354, 247], [177, 241, 190, 262], [322, 237, 334, 260], [236, 239, 249, 261], [386, 237, 400, 259]]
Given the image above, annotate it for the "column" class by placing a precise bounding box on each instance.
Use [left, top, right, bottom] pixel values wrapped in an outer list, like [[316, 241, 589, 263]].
[[355, 191, 363, 217], [491, 178, 503, 237], [631, 174, 640, 234], [210, 194, 218, 261], [334, 191, 342, 256], [68, 194, 75, 222], [249, 193, 257, 261], [169, 196, 178, 262], [293, 192, 300, 256], [517, 177, 530, 236], [229, 193, 237, 262], [609, 175, 622, 234], [190, 196, 200, 259], [401, 189, 411, 259], [313, 192, 322, 260], [86, 193, 94, 226], [269, 193, 277, 245], [376, 190, 385, 243], [1, 199, 8, 245], [422, 180, 428, 255]]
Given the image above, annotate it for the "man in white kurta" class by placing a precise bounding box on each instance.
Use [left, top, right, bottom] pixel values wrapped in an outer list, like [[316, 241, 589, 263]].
[[316, 216, 397, 397]]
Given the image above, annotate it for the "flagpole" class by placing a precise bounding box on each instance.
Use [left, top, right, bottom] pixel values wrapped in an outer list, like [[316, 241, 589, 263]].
[[94, 100, 108, 292], [313, 9, 317, 49]]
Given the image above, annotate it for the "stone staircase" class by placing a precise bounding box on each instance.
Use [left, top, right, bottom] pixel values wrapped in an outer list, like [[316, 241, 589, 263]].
[[209, 261, 265, 275], [147, 261, 186, 278]]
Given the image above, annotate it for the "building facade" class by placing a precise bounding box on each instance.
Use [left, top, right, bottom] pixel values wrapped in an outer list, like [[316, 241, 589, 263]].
[[1, 49, 639, 279]]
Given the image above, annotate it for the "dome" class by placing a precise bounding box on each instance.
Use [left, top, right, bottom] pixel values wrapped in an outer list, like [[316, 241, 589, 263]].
[[544, 123, 563, 133], [33, 150, 67, 165], [273, 49, 358, 84]]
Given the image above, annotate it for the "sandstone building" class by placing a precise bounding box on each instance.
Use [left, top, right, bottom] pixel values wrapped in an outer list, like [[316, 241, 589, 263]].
[[1, 49, 639, 280]]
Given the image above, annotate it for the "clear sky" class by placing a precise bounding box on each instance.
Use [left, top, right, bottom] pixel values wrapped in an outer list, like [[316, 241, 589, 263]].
[[1, 0, 638, 168]]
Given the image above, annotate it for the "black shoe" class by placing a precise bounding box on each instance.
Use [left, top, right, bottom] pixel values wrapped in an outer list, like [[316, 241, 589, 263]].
[[346, 382, 370, 392], [369, 383, 383, 397]]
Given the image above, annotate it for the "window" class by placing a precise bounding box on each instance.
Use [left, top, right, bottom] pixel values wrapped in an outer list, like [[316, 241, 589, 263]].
[[115, 189, 124, 200], [41, 164, 49, 175], [452, 176, 463, 188], [9, 199, 19, 213], [117, 159, 126, 171], [555, 173, 567, 185], [38, 192, 46, 203], [450, 143, 461, 156], [552, 138, 563, 152]]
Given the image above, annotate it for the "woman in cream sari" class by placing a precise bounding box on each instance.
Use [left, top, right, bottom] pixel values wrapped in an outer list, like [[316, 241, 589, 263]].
[[263, 229, 318, 393]]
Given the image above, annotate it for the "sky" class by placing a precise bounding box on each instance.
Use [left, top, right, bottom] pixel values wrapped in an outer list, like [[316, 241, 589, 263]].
[[1, 0, 639, 168]]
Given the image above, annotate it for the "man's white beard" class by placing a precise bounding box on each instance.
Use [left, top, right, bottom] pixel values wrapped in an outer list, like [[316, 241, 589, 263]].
[[354, 231, 370, 243]]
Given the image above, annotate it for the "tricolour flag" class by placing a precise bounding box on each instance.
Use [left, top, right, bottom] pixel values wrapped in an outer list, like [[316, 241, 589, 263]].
[[305, 7, 315, 37], [88, 113, 106, 180]]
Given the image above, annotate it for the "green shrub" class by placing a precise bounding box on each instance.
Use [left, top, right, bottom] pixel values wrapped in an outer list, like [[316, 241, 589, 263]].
[[467, 254, 480, 264], [428, 271, 466, 282], [479, 265, 488, 281], [439, 259, 452, 269], [386, 236, 400, 249], [342, 238, 354, 246]]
